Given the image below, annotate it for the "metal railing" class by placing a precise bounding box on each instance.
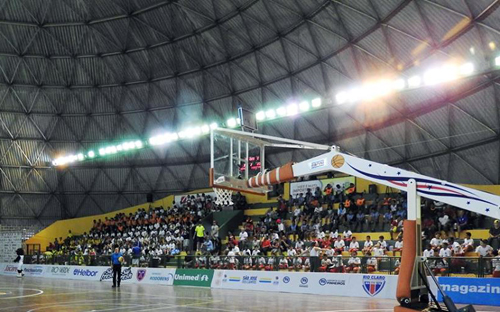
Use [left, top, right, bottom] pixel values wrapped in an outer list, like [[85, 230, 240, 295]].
[[23, 254, 498, 277]]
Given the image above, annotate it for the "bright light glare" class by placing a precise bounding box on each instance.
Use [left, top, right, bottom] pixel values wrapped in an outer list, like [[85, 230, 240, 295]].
[[459, 62, 474, 75], [408, 75, 421, 88], [135, 141, 143, 148], [265, 109, 276, 119], [392, 79, 405, 90], [496, 56, 500, 66], [424, 65, 458, 86], [276, 106, 287, 116], [209, 123, 218, 130], [201, 125, 210, 134], [311, 98, 322, 108], [335, 92, 348, 104], [227, 118, 237, 128], [77, 153, 84, 161], [99, 148, 106, 156], [256, 111, 265, 121], [299, 101, 310, 112], [348, 88, 361, 103], [178, 131, 187, 139], [286, 103, 298, 116], [88, 151, 95, 158]]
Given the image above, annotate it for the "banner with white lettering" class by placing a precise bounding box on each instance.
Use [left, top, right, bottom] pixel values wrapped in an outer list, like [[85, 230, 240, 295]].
[[438, 277, 500, 306]]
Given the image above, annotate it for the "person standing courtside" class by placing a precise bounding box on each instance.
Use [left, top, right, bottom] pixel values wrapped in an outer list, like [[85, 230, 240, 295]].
[[111, 247, 123, 288]]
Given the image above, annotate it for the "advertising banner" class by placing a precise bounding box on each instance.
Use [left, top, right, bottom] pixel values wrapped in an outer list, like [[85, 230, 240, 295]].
[[44, 265, 72, 278], [212, 270, 398, 299], [289, 177, 355, 197], [133, 268, 175, 285], [438, 277, 500, 307], [173, 269, 213, 287]]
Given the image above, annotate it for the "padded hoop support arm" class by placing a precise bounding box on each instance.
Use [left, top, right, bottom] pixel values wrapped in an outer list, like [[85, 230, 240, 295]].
[[247, 162, 295, 188]]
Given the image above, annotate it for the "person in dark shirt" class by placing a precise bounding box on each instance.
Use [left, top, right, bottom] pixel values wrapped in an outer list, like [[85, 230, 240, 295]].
[[488, 220, 500, 249]]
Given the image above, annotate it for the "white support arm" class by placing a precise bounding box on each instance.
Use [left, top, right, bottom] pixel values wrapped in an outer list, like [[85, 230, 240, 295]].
[[290, 147, 500, 219]]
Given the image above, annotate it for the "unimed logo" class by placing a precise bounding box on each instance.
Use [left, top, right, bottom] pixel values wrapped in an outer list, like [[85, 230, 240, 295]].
[[174, 273, 209, 281]]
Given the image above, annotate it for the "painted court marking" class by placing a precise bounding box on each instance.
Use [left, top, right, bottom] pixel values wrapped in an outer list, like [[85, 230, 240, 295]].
[[0, 288, 43, 300]]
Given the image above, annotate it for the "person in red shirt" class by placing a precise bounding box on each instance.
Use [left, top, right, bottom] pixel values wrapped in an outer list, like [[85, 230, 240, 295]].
[[261, 236, 272, 254]]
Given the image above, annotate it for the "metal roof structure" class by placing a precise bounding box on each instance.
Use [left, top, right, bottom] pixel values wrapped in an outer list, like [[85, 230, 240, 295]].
[[1, 0, 500, 228]]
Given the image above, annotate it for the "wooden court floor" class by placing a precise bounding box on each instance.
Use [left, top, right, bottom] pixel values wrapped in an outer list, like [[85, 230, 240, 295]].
[[0, 276, 497, 312]]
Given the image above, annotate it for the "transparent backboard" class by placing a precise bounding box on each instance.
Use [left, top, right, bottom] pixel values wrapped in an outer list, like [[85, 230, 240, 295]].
[[211, 129, 270, 195]]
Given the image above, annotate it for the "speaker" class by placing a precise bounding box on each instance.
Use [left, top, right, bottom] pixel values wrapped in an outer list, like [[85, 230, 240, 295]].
[[369, 184, 377, 194], [146, 193, 153, 202]]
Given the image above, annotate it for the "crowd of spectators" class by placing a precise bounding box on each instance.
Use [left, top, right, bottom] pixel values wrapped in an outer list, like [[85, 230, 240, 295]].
[[42, 194, 223, 265]]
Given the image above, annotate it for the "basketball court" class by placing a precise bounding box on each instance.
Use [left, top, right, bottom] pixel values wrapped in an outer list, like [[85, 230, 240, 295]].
[[0, 276, 496, 312]]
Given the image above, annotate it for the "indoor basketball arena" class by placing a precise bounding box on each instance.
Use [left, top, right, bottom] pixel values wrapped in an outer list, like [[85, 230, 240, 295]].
[[1, 1, 500, 311]]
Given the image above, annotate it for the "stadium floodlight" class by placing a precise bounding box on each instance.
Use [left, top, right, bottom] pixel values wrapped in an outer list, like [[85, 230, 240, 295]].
[[276, 106, 287, 116], [116, 144, 123, 151], [178, 131, 187, 138], [311, 98, 322, 108], [408, 75, 422, 88], [256, 111, 265, 121], [265, 109, 276, 119], [99, 148, 106, 156], [299, 101, 310, 112], [88, 151, 95, 158], [77, 153, 84, 161], [170, 133, 179, 141], [348, 88, 361, 103], [201, 125, 210, 134], [209, 122, 218, 130], [134, 141, 143, 148], [286, 103, 298, 116], [335, 91, 348, 104], [227, 118, 237, 128], [495, 56, 500, 66], [459, 62, 474, 75]]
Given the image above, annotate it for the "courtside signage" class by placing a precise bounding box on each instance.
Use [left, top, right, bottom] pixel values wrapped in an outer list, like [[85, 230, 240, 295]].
[[173, 269, 213, 287], [438, 277, 500, 306]]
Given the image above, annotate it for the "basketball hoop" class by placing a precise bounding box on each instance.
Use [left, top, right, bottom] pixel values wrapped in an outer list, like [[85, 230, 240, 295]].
[[213, 187, 234, 206]]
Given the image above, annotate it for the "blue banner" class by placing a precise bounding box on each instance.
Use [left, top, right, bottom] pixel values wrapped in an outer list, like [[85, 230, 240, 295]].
[[438, 277, 500, 306]]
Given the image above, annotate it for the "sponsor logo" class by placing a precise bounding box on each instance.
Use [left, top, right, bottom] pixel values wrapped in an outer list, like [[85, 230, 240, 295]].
[[4, 265, 18, 272], [228, 276, 241, 282], [283, 276, 290, 284], [299, 277, 309, 288], [49, 266, 70, 275], [137, 269, 146, 282], [149, 272, 174, 282], [24, 266, 44, 275], [441, 283, 500, 295], [73, 269, 98, 277], [362, 275, 386, 297], [310, 159, 326, 170], [242, 276, 257, 284], [100, 267, 133, 282], [173, 269, 213, 287], [319, 278, 345, 286]]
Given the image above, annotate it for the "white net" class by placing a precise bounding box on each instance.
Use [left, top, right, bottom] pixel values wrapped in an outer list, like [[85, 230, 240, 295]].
[[213, 187, 233, 206]]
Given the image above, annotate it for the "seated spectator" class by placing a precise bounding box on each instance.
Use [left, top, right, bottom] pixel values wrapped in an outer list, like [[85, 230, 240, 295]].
[[368, 209, 380, 232], [366, 251, 377, 273], [430, 232, 443, 251], [429, 249, 448, 276], [462, 232, 475, 252], [355, 211, 365, 232], [334, 236, 345, 253], [438, 211, 452, 237], [423, 245, 433, 258], [454, 210, 469, 235], [476, 239, 493, 257], [331, 250, 344, 273], [492, 250, 500, 278], [448, 237, 464, 257], [349, 237, 359, 253], [377, 235, 387, 251], [319, 254, 332, 272], [393, 236, 403, 257], [356, 196, 366, 212], [346, 251, 361, 273], [362, 235, 374, 255], [488, 220, 500, 249]]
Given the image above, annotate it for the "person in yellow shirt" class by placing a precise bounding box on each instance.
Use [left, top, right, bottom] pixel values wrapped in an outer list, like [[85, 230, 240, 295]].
[[194, 222, 205, 252]]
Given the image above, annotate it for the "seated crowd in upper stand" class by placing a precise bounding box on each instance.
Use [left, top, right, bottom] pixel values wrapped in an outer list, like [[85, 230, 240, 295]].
[[39, 181, 500, 276]]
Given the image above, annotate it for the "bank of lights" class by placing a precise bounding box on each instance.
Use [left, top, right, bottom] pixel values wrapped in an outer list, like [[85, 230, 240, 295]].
[[52, 122, 219, 166], [255, 97, 322, 122], [335, 62, 475, 105]]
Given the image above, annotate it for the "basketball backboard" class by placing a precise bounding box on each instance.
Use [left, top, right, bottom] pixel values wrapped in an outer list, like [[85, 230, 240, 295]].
[[210, 128, 330, 195]]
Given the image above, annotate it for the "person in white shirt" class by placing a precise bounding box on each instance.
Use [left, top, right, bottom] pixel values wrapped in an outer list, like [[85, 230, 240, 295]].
[[319, 255, 333, 272], [239, 230, 248, 242], [343, 230, 353, 240], [366, 251, 378, 273], [393, 237, 403, 256], [438, 212, 451, 236], [279, 257, 289, 270], [362, 235, 374, 255], [430, 232, 442, 250], [334, 236, 345, 252], [377, 236, 387, 250], [475, 240, 493, 257], [227, 249, 237, 269], [346, 251, 361, 273], [462, 232, 475, 252], [448, 237, 463, 256], [492, 250, 500, 278], [423, 245, 434, 258], [277, 219, 285, 233], [349, 237, 360, 253], [439, 242, 452, 260], [372, 243, 386, 257]]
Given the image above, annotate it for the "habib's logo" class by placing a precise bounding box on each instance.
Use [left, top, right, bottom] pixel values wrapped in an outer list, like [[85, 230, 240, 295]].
[[100, 267, 133, 282]]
